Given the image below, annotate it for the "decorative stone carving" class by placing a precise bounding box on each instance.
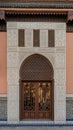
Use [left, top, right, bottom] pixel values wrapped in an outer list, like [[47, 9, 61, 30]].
[[40, 30, 48, 47], [20, 54, 54, 81], [55, 30, 66, 47], [7, 22, 66, 123], [25, 29, 33, 47], [7, 29, 18, 47]]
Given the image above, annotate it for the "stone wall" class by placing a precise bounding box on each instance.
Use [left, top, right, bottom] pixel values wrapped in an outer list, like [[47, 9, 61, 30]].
[[7, 22, 66, 123]]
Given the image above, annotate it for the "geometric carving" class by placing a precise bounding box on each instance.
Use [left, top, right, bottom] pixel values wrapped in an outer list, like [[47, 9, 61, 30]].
[[7, 29, 18, 47], [20, 54, 54, 81], [55, 30, 65, 47]]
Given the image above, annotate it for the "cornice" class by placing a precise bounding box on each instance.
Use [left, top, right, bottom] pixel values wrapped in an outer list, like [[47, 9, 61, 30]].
[[0, 3, 73, 9]]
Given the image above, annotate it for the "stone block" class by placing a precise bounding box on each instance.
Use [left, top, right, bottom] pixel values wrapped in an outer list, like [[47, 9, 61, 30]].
[[54, 99, 66, 122], [55, 23, 66, 30], [7, 84, 19, 122], [7, 47, 18, 52], [7, 22, 17, 29], [55, 47, 65, 53], [55, 53, 65, 69], [7, 52, 18, 68], [54, 109, 66, 121], [7, 68, 19, 85], [54, 69, 66, 85], [8, 85, 19, 102], [8, 99, 19, 121], [17, 22, 52, 29], [54, 86, 66, 101], [7, 29, 18, 47], [25, 29, 33, 47], [40, 30, 48, 47], [17, 22, 66, 30], [55, 30, 66, 47]]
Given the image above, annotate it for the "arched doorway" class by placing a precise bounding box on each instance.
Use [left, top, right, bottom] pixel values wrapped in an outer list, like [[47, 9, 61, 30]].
[[19, 54, 54, 120]]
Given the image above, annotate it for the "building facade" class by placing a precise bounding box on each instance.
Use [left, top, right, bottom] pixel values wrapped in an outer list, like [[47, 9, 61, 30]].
[[0, 0, 73, 125]]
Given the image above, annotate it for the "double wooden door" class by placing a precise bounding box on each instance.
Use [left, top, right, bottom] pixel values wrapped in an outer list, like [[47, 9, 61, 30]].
[[20, 82, 53, 120]]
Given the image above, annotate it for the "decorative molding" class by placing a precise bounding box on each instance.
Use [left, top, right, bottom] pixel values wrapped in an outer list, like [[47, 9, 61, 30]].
[[1, 12, 71, 32], [66, 94, 73, 98], [0, 2, 73, 9], [0, 94, 7, 98], [0, 0, 73, 4], [6, 13, 67, 23]]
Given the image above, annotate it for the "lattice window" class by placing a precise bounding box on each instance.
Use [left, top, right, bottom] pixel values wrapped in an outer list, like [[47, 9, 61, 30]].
[[20, 54, 54, 81], [33, 30, 40, 47], [48, 30, 55, 47], [18, 29, 25, 47]]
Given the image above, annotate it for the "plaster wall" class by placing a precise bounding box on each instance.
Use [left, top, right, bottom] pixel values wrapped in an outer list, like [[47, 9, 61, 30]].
[[66, 33, 73, 94], [0, 32, 7, 94]]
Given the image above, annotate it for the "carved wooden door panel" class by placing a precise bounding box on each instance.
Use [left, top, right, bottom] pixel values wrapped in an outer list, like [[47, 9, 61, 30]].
[[38, 82, 52, 119], [20, 82, 53, 120]]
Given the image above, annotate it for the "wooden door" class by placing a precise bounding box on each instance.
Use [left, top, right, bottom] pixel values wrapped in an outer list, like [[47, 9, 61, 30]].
[[20, 82, 53, 120]]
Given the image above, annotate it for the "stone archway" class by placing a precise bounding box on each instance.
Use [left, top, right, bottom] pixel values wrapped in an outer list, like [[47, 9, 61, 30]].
[[19, 54, 54, 120]]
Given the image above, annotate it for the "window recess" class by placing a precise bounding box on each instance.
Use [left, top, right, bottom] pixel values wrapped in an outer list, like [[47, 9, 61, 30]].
[[18, 29, 25, 47], [33, 30, 40, 47], [48, 30, 55, 47]]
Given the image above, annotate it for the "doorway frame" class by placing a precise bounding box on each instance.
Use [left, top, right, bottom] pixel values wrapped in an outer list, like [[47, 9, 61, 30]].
[[7, 22, 66, 123]]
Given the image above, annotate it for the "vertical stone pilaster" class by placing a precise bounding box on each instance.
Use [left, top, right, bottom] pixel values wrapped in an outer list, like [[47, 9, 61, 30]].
[[25, 29, 33, 47], [7, 23, 19, 123], [40, 30, 48, 47], [54, 27, 66, 123], [7, 85, 19, 122]]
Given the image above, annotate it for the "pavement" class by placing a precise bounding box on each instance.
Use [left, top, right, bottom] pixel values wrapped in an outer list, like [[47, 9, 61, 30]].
[[0, 126, 73, 130]]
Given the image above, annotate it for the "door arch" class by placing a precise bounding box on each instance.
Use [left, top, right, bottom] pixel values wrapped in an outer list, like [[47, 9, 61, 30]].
[[19, 54, 54, 120]]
